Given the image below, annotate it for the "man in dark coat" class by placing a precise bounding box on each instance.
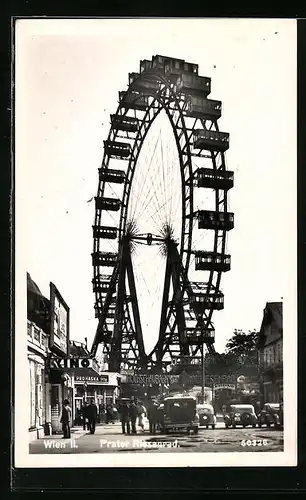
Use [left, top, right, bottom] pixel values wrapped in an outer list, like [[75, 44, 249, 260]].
[[128, 398, 138, 434], [118, 400, 130, 435], [81, 401, 89, 430], [60, 399, 72, 439], [147, 399, 159, 434], [87, 400, 98, 434]]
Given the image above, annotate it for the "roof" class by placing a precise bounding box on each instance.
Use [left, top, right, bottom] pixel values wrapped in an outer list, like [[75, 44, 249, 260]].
[[164, 395, 196, 401], [27, 272, 50, 333], [258, 301, 283, 347], [69, 340, 89, 357]]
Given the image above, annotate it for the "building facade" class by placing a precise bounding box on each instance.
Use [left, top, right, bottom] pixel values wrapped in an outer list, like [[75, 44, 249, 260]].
[[258, 302, 283, 404], [27, 320, 51, 441]]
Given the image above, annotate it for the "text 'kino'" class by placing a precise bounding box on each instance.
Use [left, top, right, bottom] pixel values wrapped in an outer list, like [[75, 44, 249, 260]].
[[50, 358, 93, 369]]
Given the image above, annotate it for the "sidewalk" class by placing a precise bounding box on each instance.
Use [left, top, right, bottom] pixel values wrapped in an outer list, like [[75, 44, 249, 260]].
[[41, 426, 87, 440], [32, 422, 122, 442]]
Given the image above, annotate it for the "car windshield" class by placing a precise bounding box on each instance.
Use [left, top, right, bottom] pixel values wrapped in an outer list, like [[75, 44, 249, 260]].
[[230, 405, 254, 412], [197, 405, 214, 414], [265, 403, 280, 410]]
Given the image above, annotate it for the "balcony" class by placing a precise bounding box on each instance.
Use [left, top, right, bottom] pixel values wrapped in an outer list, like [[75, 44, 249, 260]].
[[27, 321, 48, 354]]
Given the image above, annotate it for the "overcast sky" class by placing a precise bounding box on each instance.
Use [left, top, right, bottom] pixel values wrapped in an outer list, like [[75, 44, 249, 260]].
[[15, 18, 296, 355]]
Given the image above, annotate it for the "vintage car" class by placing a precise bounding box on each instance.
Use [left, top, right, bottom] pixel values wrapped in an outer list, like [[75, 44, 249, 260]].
[[257, 403, 282, 428], [197, 403, 216, 429], [161, 395, 199, 433], [223, 404, 258, 428]]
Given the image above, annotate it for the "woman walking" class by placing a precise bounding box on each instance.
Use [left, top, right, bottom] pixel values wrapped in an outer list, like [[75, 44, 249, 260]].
[[137, 401, 147, 432]]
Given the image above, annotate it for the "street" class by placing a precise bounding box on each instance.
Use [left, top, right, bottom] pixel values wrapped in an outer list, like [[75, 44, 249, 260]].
[[29, 422, 284, 454]]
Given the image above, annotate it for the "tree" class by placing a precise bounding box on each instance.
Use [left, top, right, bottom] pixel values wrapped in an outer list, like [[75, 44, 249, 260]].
[[225, 329, 259, 364]]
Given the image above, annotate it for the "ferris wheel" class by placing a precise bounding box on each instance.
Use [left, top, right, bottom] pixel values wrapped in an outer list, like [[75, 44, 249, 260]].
[[90, 55, 234, 373]]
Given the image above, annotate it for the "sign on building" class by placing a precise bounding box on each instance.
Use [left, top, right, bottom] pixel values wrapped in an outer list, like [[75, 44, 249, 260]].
[[75, 374, 109, 384], [49, 282, 69, 356], [122, 373, 180, 386], [50, 357, 99, 372]]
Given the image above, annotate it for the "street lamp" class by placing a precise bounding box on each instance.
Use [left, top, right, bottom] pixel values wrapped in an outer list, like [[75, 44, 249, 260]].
[[201, 342, 205, 404]]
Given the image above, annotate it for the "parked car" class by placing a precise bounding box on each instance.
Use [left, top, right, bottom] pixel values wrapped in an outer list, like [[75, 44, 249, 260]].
[[197, 403, 216, 429], [162, 395, 199, 434], [223, 404, 258, 428], [257, 403, 281, 428]]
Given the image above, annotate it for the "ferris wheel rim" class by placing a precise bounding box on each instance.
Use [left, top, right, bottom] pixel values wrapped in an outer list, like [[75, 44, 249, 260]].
[[92, 59, 232, 367]]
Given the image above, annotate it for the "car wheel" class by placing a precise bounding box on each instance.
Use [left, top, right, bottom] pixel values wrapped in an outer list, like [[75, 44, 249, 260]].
[[211, 425, 215, 430]]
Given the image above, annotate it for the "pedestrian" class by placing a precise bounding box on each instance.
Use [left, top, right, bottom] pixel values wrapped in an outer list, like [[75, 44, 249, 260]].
[[137, 401, 147, 431], [112, 405, 118, 423], [118, 399, 130, 435], [106, 405, 114, 424], [87, 400, 98, 434], [81, 401, 90, 430], [60, 399, 72, 439], [147, 399, 159, 434], [128, 398, 138, 434]]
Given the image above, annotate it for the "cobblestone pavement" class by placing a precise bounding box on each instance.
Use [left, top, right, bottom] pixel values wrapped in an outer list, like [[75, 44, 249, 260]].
[[29, 422, 283, 454]]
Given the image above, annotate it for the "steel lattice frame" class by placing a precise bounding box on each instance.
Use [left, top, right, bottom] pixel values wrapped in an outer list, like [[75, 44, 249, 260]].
[[90, 56, 233, 373]]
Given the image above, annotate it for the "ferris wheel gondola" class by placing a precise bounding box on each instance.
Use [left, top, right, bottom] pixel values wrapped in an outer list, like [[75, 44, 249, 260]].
[[90, 55, 234, 373]]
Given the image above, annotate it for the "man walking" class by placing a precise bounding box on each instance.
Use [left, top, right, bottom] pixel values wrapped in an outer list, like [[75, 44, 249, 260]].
[[60, 399, 72, 439], [119, 399, 130, 435], [87, 400, 98, 434], [81, 401, 89, 431], [147, 399, 159, 434], [128, 398, 138, 434]]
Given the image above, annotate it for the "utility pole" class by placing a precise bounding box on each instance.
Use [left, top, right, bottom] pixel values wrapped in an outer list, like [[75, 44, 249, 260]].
[[201, 342, 205, 404]]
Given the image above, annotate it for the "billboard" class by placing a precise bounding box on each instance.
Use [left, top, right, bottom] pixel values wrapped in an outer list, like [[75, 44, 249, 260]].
[[49, 282, 69, 356]]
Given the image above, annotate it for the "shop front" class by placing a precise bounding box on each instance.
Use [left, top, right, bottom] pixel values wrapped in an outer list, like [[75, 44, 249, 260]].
[[47, 367, 73, 434], [72, 371, 120, 425]]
